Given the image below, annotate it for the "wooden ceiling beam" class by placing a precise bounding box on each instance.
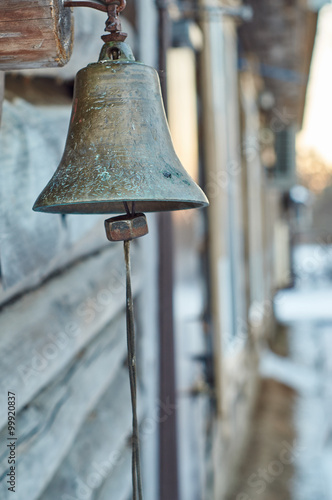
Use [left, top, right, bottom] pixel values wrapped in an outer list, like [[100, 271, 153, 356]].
[[239, 0, 318, 127], [0, 0, 74, 70]]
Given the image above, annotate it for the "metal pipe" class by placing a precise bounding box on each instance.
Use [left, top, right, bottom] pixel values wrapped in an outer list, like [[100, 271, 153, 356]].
[[157, 5, 179, 500]]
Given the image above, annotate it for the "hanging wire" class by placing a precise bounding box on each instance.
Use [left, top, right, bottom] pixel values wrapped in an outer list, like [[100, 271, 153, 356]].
[[124, 239, 143, 500]]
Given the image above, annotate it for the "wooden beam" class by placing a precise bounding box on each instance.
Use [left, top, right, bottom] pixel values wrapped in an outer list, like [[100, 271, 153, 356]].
[[238, 0, 317, 126], [298, 10, 318, 126], [0, 0, 73, 70]]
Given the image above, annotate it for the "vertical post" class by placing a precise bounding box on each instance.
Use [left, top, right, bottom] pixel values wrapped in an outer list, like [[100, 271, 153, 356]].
[[200, 9, 247, 499], [158, 4, 179, 500], [200, 9, 229, 417], [137, 1, 159, 499]]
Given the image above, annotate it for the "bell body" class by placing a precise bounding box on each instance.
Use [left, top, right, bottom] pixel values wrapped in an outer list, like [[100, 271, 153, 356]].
[[33, 46, 208, 214]]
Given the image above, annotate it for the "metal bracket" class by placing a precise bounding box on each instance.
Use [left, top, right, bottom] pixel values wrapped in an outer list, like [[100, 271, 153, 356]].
[[64, 0, 126, 12], [64, 0, 127, 40]]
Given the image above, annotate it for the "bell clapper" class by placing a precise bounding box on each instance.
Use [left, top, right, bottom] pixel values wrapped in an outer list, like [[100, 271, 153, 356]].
[[104, 204, 147, 500]]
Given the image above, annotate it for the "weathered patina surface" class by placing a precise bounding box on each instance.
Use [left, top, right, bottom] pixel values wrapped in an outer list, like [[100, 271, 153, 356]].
[[33, 41, 208, 214]]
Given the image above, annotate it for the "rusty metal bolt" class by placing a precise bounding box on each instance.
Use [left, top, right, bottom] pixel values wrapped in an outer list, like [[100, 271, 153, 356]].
[[104, 213, 148, 241]]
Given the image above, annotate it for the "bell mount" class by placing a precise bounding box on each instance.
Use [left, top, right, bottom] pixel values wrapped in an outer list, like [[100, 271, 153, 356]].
[[64, 0, 128, 42]]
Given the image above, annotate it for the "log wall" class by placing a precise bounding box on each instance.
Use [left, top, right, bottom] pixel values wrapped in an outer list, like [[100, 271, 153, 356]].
[[0, 39, 159, 499]]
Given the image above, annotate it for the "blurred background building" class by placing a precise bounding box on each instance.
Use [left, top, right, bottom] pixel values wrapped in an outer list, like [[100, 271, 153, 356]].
[[0, 0, 331, 499]]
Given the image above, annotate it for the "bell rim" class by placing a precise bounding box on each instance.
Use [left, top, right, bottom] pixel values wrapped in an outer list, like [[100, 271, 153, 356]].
[[33, 197, 209, 214]]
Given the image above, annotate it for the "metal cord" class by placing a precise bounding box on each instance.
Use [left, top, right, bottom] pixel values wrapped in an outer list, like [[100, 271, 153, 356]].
[[124, 240, 143, 500]]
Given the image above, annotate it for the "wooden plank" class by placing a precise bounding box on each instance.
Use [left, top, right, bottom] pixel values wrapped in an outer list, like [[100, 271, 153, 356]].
[[0, 100, 69, 289], [0, 0, 73, 69], [39, 365, 138, 500], [0, 6, 53, 22], [0, 100, 110, 295], [49, 447, 132, 500], [0, 312, 128, 500], [96, 447, 132, 500], [0, 221, 108, 306], [0, 242, 142, 431]]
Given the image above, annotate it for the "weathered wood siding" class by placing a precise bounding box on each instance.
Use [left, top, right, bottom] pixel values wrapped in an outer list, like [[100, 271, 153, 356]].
[[0, 100, 69, 289], [0, 1, 161, 498], [0, 245, 141, 426], [0, 100, 111, 298], [0, 64, 157, 500], [0, 312, 130, 499]]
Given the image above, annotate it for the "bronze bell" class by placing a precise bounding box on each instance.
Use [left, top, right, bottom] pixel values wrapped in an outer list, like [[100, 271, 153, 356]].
[[33, 41, 208, 214]]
